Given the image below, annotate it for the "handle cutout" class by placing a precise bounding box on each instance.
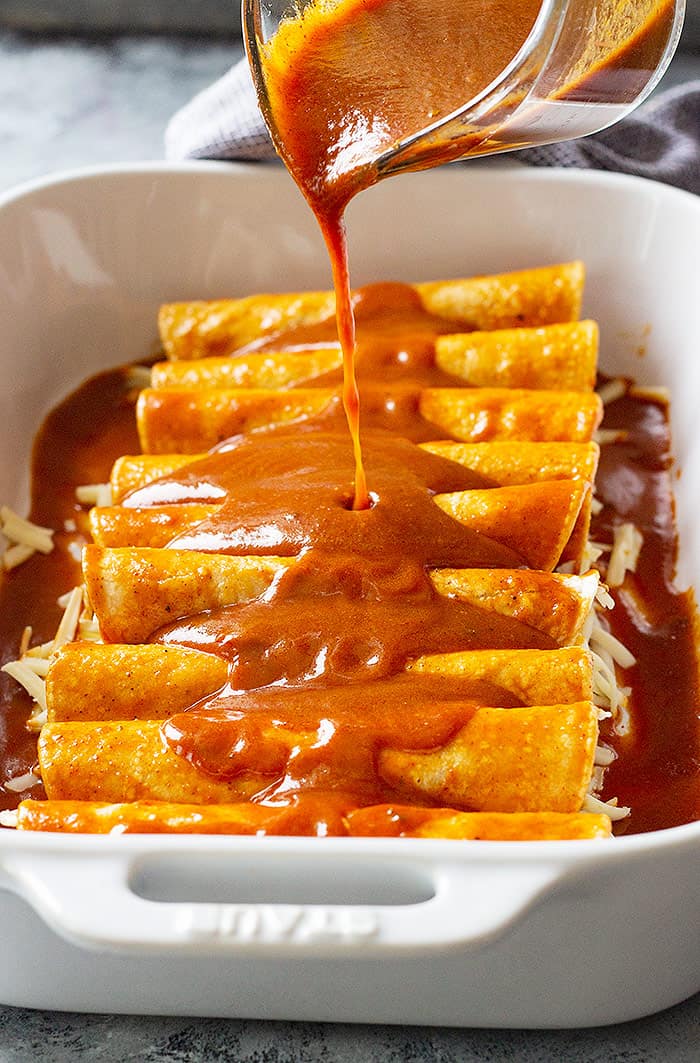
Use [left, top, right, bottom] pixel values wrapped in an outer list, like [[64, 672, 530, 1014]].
[[129, 854, 435, 907]]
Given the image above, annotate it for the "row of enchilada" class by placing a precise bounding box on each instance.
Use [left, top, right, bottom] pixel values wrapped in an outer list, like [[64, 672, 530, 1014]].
[[11, 261, 623, 840]]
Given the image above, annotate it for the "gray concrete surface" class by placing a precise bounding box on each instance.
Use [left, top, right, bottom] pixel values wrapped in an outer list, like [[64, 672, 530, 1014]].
[[0, 993, 699, 1062], [0, 1, 242, 36]]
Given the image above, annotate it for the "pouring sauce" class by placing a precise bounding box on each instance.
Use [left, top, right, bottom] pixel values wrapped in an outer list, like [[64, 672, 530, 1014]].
[[260, 0, 541, 506], [258, 0, 675, 504]]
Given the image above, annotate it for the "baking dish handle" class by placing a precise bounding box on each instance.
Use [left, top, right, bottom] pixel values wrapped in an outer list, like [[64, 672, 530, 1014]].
[[1, 851, 567, 954]]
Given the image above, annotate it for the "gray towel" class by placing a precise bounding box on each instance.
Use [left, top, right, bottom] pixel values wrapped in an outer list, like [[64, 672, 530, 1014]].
[[165, 58, 700, 195]]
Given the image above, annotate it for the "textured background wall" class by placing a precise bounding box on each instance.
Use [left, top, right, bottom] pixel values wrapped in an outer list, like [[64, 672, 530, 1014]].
[[0, 1, 242, 36], [1, 0, 698, 49]]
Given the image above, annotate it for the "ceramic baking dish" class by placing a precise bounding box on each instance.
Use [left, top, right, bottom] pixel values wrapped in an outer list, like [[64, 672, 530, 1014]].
[[0, 163, 698, 1027]]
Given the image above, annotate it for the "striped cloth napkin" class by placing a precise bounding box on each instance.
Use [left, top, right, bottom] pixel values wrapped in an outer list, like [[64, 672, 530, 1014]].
[[165, 58, 700, 195]]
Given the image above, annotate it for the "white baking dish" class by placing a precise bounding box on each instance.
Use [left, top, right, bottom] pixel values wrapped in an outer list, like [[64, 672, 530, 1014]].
[[0, 163, 698, 1026]]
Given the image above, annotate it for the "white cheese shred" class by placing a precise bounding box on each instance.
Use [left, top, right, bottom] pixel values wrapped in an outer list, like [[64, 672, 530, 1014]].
[[2, 543, 36, 571], [3, 770, 41, 793], [25, 641, 54, 660], [0, 506, 54, 553], [20, 657, 51, 678], [607, 522, 644, 588], [594, 745, 616, 767], [27, 707, 47, 733], [125, 365, 153, 391], [0, 810, 18, 829], [0, 504, 55, 570], [52, 586, 84, 651], [629, 385, 670, 404], [1, 661, 47, 711], [594, 429, 629, 445], [78, 615, 102, 642], [583, 793, 631, 821], [76, 483, 113, 507], [590, 623, 637, 670], [595, 583, 615, 611], [597, 378, 628, 405], [583, 584, 637, 815], [580, 541, 609, 574], [3, 581, 94, 733], [18, 626, 32, 657]]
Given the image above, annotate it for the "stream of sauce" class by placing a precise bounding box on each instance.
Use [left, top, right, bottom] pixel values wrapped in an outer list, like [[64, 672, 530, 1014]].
[[260, 0, 543, 507]]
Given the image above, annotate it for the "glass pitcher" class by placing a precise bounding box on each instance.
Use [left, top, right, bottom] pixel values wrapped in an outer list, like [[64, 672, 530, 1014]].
[[244, 0, 685, 179]]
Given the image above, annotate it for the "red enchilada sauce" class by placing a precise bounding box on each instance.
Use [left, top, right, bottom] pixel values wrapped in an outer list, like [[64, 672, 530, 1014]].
[[1, 346, 698, 831], [0, 372, 141, 812], [115, 289, 554, 820], [592, 391, 700, 833]]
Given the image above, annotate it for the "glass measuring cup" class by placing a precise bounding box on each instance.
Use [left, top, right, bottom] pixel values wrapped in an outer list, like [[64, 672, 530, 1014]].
[[243, 0, 685, 510], [244, 0, 686, 181]]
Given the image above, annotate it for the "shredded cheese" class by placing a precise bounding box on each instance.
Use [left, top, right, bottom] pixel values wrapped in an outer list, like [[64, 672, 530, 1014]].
[[20, 657, 51, 678], [2, 581, 96, 732], [18, 626, 32, 657], [607, 522, 644, 588], [25, 641, 54, 660], [0, 505, 55, 570], [27, 707, 47, 733], [597, 378, 628, 405], [594, 429, 629, 445], [580, 541, 608, 573], [0, 810, 18, 828], [125, 365, 153, 391], [1, 661, 47, 711], [594, 745, 616, 767], [52, 586, 84, 651], [585, 577, 637, 734], [583, 793, 631, 821], [78, 615, 102, 642], [595, 583, 615, 611], [0, 506, 54, 553], [76, 483, 113, 507], [2, 543, 36, 571], [591, 647, 625, 717], [3, 770, 41, 792], [590, 624, 637, 670], [629, 385, 670, 404], [581, 570, 637, 818], [590, 495, 603, 515]]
